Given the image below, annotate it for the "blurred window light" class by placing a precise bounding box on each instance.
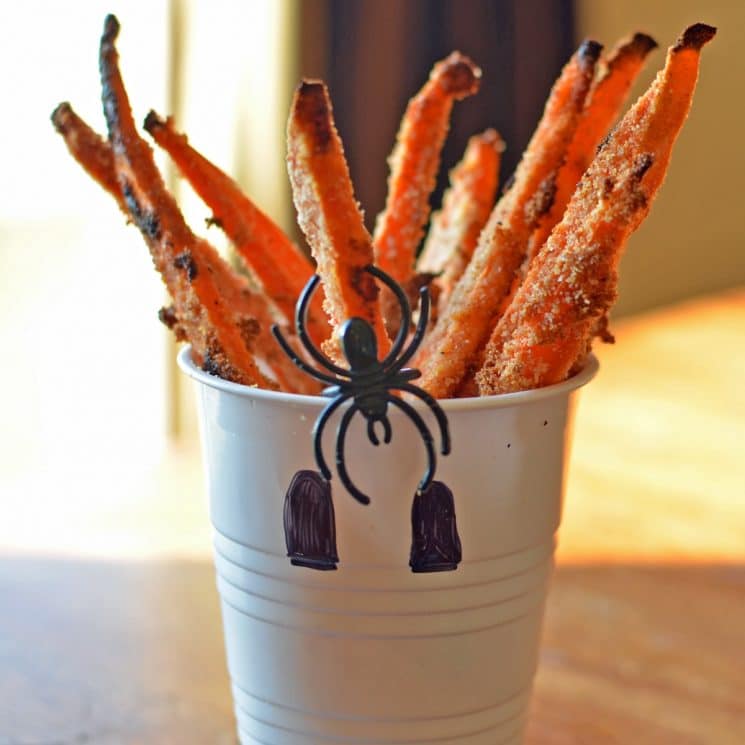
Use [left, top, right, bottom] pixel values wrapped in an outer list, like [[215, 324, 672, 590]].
[[0, 1, 170, 220], [0, 2, 170, 556], [0, 0, 297, 556], [175, 0, 297, 245]]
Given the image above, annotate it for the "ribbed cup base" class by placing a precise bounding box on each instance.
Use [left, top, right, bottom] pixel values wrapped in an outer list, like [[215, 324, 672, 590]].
[[215, 529, 549, 744]]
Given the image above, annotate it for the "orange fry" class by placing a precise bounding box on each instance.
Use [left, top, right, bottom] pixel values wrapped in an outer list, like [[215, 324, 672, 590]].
[[143, 112, 330, 346], [474, 31, 659, 368], [373, 52, 481, 288], [287, 80, 390, 359], [52, 101, 318, 393], [417, 128, 503, 315], [51, 102, 123, 208], [98, 14, 273, 388], [184, 240, 320, 394], [525, 31, 658, 264], [415, 40, 602, 398], [476, 24, 716, 395]]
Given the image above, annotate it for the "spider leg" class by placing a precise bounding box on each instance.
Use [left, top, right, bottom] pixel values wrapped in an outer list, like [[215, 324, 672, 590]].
[[386, 394, 436, 495], [367, 416, 392, 445], [395, 383, 451, 456], [271, 325, 339, 385], [367, 418, 380, 446], [381, 415, 392, 444], [398, 368, 421, 382], [385, 286, 430, 374], [313, 393, 353, 480], [366, 265, 411, 366], [336, 405, 371, 505], [294, 275, 352, 378]]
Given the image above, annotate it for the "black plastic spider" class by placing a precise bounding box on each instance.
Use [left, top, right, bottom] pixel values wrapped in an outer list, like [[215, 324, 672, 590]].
[[272, 265, 450, 505]]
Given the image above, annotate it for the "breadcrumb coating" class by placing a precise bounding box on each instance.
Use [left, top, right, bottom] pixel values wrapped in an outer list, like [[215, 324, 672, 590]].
[[287, 80, 390, 361], [374, 52, 481, 289], [476, 24, 716, 394], [415, 40, 601, 398], [417, 129, 504, 316]]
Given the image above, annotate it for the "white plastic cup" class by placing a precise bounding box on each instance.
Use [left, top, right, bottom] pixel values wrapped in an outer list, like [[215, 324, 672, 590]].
[[179, 347, 597, 745]]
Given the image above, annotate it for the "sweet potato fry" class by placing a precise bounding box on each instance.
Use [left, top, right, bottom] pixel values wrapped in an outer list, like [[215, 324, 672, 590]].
[[183, 240, 320, 394], [98, 14, 274, 388], [476, 23, 716, 395], [415, 40, 602, 398], [466, 32, 658, 378], [373, 52, 481, 290], [52, 101, 318, 393], [51, 101, 123, 208], [287, 79, 390, 360], [417, 129, 503, 315], [143, 112, 330, 346], [525, 32, 658, 265]]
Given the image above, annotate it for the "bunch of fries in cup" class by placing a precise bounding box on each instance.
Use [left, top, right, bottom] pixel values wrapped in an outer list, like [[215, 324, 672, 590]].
[[53, 16, 715, 398]]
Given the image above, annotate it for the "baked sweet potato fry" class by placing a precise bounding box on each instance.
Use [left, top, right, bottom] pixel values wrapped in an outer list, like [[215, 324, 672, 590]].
[[373, 52, 481, 290], [143, 112, 330, 346], [98, 14, 274, 388], [51, 102, 123, 208], [185, 238, 320, 393], [472, 31, 658, 369], [476, 23, 716, 395], [415, 40, 602, 398], [417, 129, 503, 315], [53, 81, 315, 392], [525, 32, 658, 264], [287, 79, 390, 360]]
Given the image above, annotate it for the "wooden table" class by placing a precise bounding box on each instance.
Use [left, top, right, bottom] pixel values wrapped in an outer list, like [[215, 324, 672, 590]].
[[3, 291, 744, 744]]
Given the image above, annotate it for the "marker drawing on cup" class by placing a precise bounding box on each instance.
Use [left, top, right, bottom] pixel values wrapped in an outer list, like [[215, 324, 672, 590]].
[[273, 265, 461, 573], [282, 470, 339, 571]]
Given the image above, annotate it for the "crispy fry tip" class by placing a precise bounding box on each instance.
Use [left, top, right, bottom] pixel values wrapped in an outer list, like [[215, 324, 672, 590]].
[[295, 78, 326, 97], [292, 79, 330, 117], [102, 14, 120, 43], [628, 32, 659, 55], [438, 52, 482, 97], [50, 101, 72, 131], [143, 109, 166, 132], [578, 39, 604, 68], [675, 23, 717, 51], [292, 80, 334, 150], [479, 128, 506, 152]]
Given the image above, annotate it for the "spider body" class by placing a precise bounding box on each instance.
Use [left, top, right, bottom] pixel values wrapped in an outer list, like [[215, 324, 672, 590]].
[[272, 265, 450, 505]]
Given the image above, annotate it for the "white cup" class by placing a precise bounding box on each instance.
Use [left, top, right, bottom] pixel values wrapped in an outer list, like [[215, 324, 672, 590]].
[[179, 347, 597, 745]]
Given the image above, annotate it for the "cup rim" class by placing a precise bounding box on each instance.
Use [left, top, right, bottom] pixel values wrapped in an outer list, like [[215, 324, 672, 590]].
[[177, 345, 598, 411]]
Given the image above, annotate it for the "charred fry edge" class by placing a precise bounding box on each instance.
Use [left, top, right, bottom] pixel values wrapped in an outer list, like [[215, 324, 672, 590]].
[[52, 100, 318, 392], [51, 101, 123, 206], [98, 14, 276, 388]]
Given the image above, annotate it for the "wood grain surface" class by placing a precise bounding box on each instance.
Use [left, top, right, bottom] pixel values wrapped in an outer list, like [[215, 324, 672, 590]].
[[2, 291, 744, 744]]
